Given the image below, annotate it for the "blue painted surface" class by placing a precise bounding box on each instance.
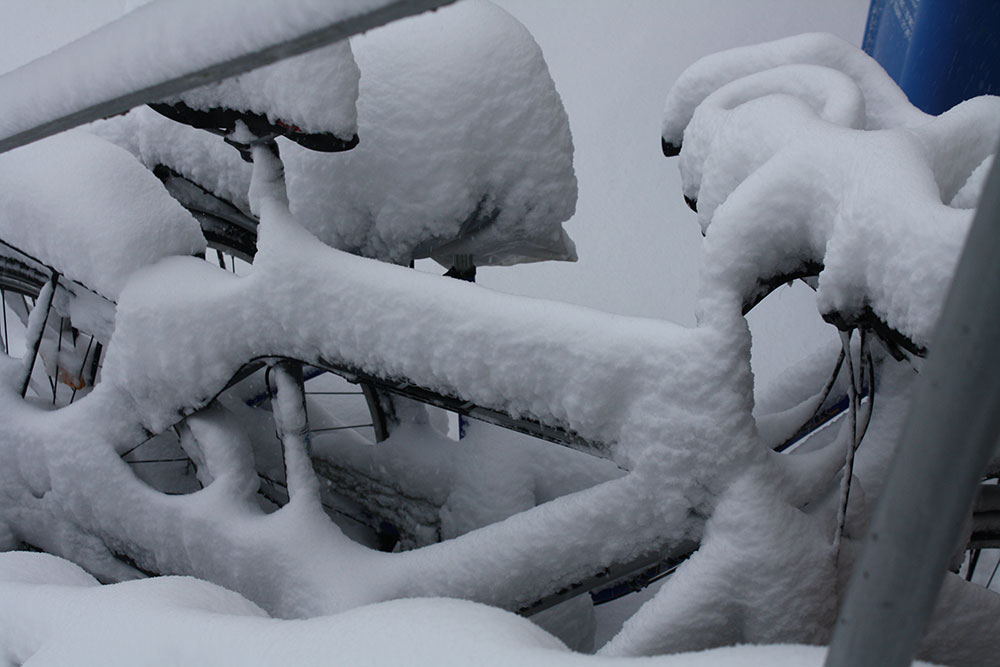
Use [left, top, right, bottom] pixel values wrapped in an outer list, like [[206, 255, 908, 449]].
[[863, 0, 1000, 114]]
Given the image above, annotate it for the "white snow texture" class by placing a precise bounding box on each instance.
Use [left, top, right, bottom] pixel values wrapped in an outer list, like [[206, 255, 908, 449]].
[[0, 8, 998, 667]]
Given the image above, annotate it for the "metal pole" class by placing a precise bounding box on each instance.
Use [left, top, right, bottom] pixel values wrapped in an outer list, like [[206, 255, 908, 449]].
[[18, 272, 58, 398], [444, 254, 476, 438], [825, 142, 1000, 666]]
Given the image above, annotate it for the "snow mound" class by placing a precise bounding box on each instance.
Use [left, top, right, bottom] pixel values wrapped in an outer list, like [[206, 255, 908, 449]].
[[92, 107, 252, 213], [0, 554, 951, 666], [0, 551, 98, 587], [0, 130, 205, 300]]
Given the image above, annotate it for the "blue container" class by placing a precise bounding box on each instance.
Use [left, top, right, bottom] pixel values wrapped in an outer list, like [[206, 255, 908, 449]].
[[863, 0, 1000, 114]]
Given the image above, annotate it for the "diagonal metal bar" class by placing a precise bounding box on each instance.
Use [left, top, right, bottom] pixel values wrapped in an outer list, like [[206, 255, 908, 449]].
[[69, 334, 96, 404], [18, 272, 58, 398], [826, 140, 1000, 666], [312, 424, 373, 433], [0, 0, 454, 154]]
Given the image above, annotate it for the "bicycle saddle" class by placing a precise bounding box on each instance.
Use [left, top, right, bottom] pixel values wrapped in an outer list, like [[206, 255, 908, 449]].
[[99, 1, 577, 269], [149, 41, 360, 154]]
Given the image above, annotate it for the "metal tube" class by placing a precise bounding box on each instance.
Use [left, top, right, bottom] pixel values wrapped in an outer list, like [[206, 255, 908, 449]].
[[270, 359, 319, 504], [825, 142, 1000, 666], [18, 272, 57, 397]]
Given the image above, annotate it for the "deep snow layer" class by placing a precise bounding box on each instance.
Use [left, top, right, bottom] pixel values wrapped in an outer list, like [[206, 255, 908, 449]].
[[0, 552, 950, 667]]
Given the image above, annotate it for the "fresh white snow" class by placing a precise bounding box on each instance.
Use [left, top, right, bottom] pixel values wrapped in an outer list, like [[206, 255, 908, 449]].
[[0, 130, 205, 300], [0, 1, 998, 665], [0, 552, 953, 666], [161, 39, 359, 141]]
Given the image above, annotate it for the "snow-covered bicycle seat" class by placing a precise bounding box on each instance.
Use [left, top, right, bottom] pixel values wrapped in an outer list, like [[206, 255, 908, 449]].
[[287, 0, 578, 267], [150, 40, 360, 153], [96, 0, 578, 269]]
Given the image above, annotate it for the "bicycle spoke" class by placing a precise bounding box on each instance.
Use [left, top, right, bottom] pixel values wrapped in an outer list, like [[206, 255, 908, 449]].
[[834, 329, 858, 557], [52, 316, 64, 405], [986, 556, 1000, 589], [966, 548, 982, 582], [119, 435, 155, 460], [312, 423, 374, 433]]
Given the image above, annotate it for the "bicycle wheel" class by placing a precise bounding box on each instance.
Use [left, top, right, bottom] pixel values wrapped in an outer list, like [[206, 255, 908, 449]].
[[106, 189, 394, 532], [1, 205, 392, 520], [0, 252, 104, 405]]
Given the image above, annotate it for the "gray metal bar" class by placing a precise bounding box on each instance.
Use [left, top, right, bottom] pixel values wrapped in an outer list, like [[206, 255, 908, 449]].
[[0, 0, 454, 155], [825, 141, 1000, 666], [18, 272, 58, 397]]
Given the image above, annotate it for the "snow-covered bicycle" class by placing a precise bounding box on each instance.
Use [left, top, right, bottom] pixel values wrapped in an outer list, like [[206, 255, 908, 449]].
[[0, 1, 998, 662]]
